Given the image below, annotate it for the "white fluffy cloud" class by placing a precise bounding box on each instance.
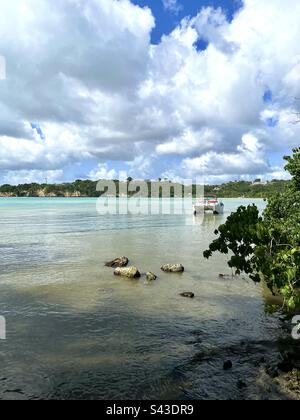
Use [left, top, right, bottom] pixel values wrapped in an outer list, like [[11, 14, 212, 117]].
[[182, 134, 269, 178], [89, 163, 117, 180], [2, 170, 63, 185], [0, 0, 300, 184], [156, 128, 223, 156]]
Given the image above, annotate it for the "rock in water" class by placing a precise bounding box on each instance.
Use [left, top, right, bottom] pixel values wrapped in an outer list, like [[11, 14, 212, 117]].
[[219, 273, 230, 279], [161, 264, 184, 273], [105, 257, 129, 268], [237, 380, 247, 390], [180, 292, 195, 298], [223, 360, 233, 371], [114, 267, 141, 279], [146, 272, 157, 281]]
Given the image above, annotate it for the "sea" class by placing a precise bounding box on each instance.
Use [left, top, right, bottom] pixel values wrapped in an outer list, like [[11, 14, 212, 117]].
[[0, 197, 286, 400]]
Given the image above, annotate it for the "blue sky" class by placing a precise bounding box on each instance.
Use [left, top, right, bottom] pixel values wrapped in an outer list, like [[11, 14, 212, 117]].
[[132, 0, 242, 43], [0, 0, 299, 185]]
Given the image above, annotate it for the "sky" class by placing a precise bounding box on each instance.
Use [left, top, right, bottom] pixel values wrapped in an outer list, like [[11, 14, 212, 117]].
[[0, 0, 300, 185]]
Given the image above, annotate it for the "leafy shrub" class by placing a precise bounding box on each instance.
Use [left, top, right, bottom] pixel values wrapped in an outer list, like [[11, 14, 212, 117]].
[[204, 148, 300, 310]]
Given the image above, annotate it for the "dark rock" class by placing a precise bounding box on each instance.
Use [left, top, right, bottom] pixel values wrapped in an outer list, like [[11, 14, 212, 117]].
[[161, 264, 184, 273], [105, 257, 129, 268], [219, 273, 230, 278], [223, 360, 233, 370], [180, 292, 195, 298], [266, 366, 279, 378], [237, 380, 247, 390], [277, 361, 294, 373], [114, 267, 141, 279]]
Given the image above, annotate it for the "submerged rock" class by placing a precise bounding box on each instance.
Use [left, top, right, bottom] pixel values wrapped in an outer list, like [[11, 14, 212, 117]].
[[105, 257, 129, 268], [180, 292, 195, 298], [161, 264, 184, 273], [266, 366, 279, 379], [277, 360, 294, 373], [146, 272, 157, 281], [114, 267, 141, 279], [237, 380, 247, 390], [223, 360, 233, 371]]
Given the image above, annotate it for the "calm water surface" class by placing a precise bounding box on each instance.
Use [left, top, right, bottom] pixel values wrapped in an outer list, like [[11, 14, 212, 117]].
[[0, 198, 285, 400]]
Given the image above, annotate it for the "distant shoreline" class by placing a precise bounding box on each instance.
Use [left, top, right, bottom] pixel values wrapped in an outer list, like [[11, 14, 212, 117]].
[[0, 196, 266, 199], [0, 179, 290, 200]]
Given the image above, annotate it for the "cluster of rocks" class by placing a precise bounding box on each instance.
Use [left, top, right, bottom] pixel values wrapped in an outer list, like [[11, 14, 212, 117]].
[[104, 257, 194, 298]]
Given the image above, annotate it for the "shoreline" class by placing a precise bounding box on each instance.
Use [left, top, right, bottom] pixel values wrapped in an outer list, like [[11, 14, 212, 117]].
[[0, 195, 268, 199], [0, 179, 289, 201]]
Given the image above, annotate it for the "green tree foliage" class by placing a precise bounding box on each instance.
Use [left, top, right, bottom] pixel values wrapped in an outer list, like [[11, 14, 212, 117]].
[[204, 179, 289, 198], [204, 148, 300, 311], [284, 147, 300, 191]]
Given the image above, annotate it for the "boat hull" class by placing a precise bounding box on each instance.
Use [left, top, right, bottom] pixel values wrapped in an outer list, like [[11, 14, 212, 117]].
[[193, 203, 224, 215]]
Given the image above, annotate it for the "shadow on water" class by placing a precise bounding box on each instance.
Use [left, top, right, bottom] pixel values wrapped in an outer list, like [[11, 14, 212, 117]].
[[0, 284, 293, 401]]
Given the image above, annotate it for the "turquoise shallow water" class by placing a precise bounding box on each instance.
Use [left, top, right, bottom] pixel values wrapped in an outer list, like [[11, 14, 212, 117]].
[[0, 198, 285, 400]]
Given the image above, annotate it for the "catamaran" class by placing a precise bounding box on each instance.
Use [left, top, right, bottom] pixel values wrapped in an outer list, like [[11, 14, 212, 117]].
[[193, 195, 224, 215]]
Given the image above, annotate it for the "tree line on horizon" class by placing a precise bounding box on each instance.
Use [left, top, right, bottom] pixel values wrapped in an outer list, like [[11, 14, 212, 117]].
[[0, 178, 290, 199]]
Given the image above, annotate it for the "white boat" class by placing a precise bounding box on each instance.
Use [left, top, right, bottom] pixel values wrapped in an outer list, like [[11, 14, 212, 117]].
[[193, 195, 224, 215]]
